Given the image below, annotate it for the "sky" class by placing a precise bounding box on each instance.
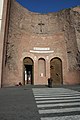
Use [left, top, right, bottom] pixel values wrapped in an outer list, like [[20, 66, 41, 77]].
[[16, 0, 80, 13]]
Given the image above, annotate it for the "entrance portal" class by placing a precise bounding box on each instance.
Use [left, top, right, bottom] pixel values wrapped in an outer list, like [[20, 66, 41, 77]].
[[50, 57, 63, 85], [23, 57, 34, 85]]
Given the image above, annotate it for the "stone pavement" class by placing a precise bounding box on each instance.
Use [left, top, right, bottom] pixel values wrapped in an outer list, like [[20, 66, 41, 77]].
[[0, 85, 80, 120], [0, 86, 40, 120]]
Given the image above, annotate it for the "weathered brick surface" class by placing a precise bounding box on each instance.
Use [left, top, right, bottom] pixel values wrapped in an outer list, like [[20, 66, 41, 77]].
[[1, 0, 80, 87]]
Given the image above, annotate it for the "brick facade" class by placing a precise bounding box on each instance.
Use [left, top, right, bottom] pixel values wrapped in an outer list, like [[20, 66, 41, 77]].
[[1, 0, 80, 87]]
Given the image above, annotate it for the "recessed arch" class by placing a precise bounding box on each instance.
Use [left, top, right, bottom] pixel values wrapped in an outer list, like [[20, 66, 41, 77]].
[[50, 57, 63, 85], [23, 57, 34, 85], [38, 58, 46, 77]]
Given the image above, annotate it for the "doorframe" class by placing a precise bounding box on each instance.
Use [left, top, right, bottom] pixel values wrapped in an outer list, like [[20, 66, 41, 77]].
[[23, 57, 34, 85], [50, 57, 63, 85]]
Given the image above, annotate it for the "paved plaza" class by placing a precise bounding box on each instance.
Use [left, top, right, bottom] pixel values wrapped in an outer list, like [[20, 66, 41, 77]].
[[0, 85, 80, 120]]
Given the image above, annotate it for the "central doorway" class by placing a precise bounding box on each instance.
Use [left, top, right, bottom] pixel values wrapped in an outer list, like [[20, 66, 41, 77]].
[[23, 57, 34, 85]]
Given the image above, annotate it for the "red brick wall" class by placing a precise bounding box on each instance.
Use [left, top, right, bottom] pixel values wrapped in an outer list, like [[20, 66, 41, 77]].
[[2, 0, 80, 87]]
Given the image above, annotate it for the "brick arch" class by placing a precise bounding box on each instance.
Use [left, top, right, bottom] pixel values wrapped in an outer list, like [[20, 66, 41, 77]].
[[23, 57, 34, 85], [38, 56, 47, 61], [48, 54, 63, 62], [50, 57, 63, 85], [23, 57, 34, 65], [21, 52, 36, 62], [50, 57, 62, 66], [38, 57, 46, 61]]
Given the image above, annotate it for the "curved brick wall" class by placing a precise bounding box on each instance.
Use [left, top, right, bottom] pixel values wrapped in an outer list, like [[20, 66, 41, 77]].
[[2, 0, 80, 87]]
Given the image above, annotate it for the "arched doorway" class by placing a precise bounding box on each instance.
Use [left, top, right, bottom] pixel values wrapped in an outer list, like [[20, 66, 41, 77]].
[[50, 57, 63, 85], [23, 57, 34, 85]]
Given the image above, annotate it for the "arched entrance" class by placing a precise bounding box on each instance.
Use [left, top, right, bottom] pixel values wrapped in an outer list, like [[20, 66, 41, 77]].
[[50, 57, 63, 85], [23, 57, 34, 85]]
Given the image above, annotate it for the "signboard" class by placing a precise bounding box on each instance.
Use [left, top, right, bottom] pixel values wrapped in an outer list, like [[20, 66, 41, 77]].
[[30, 47, 54, 53]]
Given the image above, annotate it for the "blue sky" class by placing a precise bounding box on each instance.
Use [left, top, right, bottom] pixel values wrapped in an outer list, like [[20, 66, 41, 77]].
[[16, 0, 80, 13]]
